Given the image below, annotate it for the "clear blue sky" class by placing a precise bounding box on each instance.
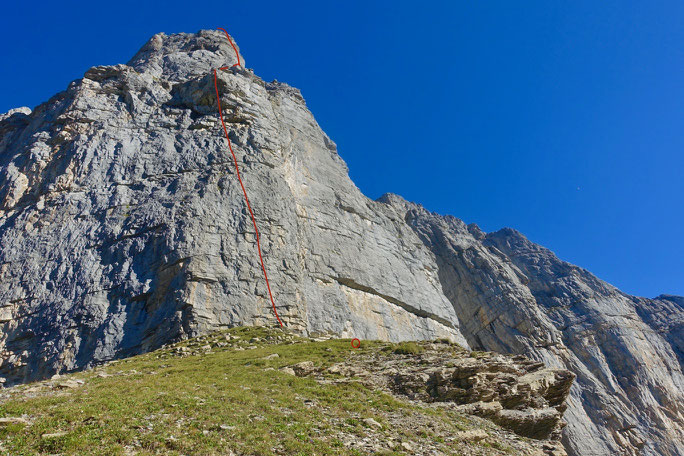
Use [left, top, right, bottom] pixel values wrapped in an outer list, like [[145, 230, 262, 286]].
[[1, 1, 682, 298]]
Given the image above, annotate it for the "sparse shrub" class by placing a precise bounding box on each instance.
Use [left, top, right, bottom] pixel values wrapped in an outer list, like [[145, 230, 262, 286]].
[[392, 342, 424, 355]]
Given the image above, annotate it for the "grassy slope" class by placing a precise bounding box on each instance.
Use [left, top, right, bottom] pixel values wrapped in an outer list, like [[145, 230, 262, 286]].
[[0, 327, 542, 455]]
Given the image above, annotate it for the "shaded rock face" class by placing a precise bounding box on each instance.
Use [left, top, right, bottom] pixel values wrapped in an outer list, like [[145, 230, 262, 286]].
[[0, 30, 681, 456], [380, 194, 684, 456]]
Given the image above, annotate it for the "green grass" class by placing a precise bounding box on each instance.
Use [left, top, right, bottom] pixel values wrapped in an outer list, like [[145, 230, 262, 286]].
[[0, 327, 535, 455], [0, 329, 407, 455], [391, 342, 424, 355]]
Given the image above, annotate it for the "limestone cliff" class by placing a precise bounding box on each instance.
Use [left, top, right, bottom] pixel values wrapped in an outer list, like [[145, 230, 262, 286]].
[[379, 194, 683, 456], [0, 30, 681, 455], [0, 30, 467, 385]]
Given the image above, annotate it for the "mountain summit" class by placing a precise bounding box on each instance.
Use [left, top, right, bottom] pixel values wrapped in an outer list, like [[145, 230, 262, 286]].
[[0, 30, 682, 456]]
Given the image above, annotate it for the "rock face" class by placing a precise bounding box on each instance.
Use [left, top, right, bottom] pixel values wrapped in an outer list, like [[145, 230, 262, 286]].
[[380, 194, 684, 456], [0, 30, 681, 455], [387, 350, 575, 440], [321, 338, 574, 449], [0, 29, 467, 386]]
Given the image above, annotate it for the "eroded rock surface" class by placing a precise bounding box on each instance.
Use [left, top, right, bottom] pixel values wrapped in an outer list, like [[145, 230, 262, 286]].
[[321, 342, 575, 442], [380, 194, 684, 456]]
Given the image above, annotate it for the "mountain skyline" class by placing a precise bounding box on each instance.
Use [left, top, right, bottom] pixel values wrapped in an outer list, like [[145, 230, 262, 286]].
[[0, 30, 681, 454], [1, 1, 682, 298]]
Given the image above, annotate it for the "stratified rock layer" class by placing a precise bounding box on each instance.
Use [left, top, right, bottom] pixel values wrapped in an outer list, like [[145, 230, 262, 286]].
[[0, 30, 682, 456], [379, 194, 684, 456], [317, 338, 574, 448]]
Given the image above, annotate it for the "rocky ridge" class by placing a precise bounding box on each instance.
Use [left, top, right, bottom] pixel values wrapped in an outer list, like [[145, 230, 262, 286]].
[[0, 30, 682, 455], [380, 194, 684, 456]]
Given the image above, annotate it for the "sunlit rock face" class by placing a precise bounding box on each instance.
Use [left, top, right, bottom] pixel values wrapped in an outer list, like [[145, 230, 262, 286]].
[[0, 30, 681, 456], [379, 193, 683, 456], [0, 30, 467, 387]]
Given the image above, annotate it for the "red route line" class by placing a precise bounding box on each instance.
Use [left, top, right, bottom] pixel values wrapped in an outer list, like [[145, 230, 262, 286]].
[[217, 27, 241, 68], [213, 28, 283, 328]]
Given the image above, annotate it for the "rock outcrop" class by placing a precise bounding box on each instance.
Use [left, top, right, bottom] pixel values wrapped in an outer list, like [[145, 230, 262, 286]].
[[0, 29, 467, 387], [0, 30, 681, 455], [380, 194, 684, 456], [349, 345, 574, 441], [299, 337, 575, 452]]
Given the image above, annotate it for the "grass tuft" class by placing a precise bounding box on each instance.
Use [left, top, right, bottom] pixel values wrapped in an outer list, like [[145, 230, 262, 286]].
[[391, 342, 424, 355]]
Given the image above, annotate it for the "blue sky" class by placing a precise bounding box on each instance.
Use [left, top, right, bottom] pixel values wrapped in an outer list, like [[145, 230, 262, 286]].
[[1, 1, 682, 297]]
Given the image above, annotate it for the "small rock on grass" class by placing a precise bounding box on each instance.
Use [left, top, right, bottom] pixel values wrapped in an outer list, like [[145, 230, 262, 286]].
[[55, 379, 84, 389], [0, 417, 28, 425], [41, 431, 67, 439], [455, 429, 488, 441], [362, 417, 382, 429], [279, 367, 296, 376], [291, 361, 315, 376]]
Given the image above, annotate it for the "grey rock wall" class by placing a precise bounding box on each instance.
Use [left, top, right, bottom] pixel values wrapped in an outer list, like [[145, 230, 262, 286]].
[[379, 193, 683, 456], [1, 30, 681, 455], [0, 30, 466, 389]]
